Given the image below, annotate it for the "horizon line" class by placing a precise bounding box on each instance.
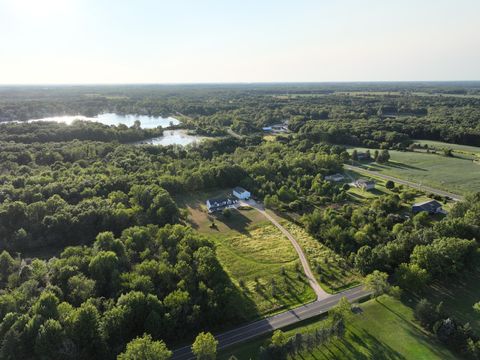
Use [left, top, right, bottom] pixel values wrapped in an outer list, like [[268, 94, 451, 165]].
[[1, 80, 480, 87]]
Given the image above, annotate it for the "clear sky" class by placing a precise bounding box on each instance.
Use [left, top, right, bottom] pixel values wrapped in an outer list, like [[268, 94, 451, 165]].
[[1, 0, 479, 84]]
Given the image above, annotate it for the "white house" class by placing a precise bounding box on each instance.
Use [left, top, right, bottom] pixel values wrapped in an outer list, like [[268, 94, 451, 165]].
[[233, 186, 251, 200], [354, 179, 375, 190], [206, 198, 238, 213], [325, 173, 345, 182]]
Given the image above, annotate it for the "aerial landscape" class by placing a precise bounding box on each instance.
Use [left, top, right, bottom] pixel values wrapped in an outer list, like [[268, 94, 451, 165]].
[[1, 1, 479, 359]]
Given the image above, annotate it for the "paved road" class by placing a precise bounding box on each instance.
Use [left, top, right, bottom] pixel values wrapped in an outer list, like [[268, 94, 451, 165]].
[[345, 164, 464, 201], [226, 128, 243, 139], [172, 285, 371, 360], [243, 200, 329, 301]]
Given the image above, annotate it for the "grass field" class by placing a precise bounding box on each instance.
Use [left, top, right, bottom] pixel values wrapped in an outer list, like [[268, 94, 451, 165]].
[[277, 220, 362, 293], [422, 268, 480, 333], [219, 295, 457, 360], [176, 190, 316, 317], [213, 222, 316, 316], [414, 139, 480, 160], [348, 147, 480, 195]]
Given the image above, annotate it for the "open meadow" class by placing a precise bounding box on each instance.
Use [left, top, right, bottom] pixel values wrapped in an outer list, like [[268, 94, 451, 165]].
[[276, 219, 362, 293]]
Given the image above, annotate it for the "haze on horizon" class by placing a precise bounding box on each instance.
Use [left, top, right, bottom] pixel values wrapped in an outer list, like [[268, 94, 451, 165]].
[[1, 0, 479, 85]]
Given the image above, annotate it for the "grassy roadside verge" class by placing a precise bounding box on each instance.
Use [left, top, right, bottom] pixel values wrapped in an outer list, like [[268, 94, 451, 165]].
[[219, 295, 457, 360]]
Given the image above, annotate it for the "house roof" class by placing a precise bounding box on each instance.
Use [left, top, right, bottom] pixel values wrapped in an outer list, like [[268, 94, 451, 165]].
[[356, 179, 375, 185], [325, 173, 344, 179], [413, 200, 442, 212], [207, 197, 237, 208], [233, 186, 249, 194]]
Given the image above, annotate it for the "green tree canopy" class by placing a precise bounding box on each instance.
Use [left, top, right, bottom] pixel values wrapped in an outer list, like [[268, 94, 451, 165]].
[[117, 334, 172, 360]]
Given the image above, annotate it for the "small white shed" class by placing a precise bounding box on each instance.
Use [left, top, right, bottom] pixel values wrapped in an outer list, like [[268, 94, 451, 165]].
[[233, 186, 251, 200]]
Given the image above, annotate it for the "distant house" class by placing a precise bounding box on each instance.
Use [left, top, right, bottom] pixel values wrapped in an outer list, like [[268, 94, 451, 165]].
[[262, 124, 288, 133], [325, 173, 345, 182], [206, 197, 238, 213], [233, 186, 251, 200], [271, 124, 288, 133], [356, 152, 371, 161], [412, 200, 445, 215], [354, 179, 375, 190]]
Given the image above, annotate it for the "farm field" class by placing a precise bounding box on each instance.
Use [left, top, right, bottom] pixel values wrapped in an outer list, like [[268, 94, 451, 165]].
[[219, 295, 456, 360], [414, 139, 480, 158], [348, 147, 480, 195]]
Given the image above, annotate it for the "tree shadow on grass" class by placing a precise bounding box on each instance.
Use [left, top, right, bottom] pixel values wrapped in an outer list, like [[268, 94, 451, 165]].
[[326, 325, 406, 360], [384, 161, 427, 171], [369, 188, 388, 196], [375, 298, 411, 325], [218, 209, 253, 235], [270, 209, 301, 226]]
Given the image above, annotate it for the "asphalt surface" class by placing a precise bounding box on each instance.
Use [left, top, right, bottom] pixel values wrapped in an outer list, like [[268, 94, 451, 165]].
[[345, 164, 464, 201], [172, 285, 371, 360]]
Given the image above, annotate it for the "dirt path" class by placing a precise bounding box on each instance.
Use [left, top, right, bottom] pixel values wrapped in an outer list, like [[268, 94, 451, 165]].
[[241, 200, 330, 301]]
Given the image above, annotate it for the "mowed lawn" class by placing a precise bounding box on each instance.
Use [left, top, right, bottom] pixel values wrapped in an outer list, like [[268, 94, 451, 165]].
[[423, 267, 480, 333], [348, 147, 480, 195], [175, 190, 316, 317], [219, 295, 457, 360], [414, 139, 480, 157]]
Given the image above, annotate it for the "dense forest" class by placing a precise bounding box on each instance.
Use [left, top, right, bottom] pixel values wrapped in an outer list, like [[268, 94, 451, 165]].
[[0, 84, 479, 359], [2, 83, 480, 145]]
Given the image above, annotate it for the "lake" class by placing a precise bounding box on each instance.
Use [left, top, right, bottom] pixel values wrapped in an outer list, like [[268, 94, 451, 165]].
[[5, 113, 208, 146], [136, 130, 207, 146], [25, 113, 180, 129]]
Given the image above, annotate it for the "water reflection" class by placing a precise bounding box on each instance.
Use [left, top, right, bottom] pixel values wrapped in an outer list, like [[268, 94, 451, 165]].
[[24, 113, 179, 129], [137, 130, 207, 146]]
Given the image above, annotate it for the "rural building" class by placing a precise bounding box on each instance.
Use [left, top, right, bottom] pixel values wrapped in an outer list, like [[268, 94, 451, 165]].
[[356, 152, 371, 161], [412, 200, 446, 215], [354, 179, 375, 190], [262, 124, 288, 133], [206, 197, 238, 213], [233, 186, 251, 200], [325, 173, 345, 182]]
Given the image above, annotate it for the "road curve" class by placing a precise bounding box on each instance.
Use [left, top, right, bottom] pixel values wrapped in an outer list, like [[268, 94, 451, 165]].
[[172, 285, 371, 360], [245, 201, 329, 301], [345, 164, 463, 201], [227, 128, 243, 139]]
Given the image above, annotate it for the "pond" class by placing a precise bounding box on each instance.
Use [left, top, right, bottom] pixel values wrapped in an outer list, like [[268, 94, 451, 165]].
[[136, 130, 207, 146], [25, 113, 179, 128]]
